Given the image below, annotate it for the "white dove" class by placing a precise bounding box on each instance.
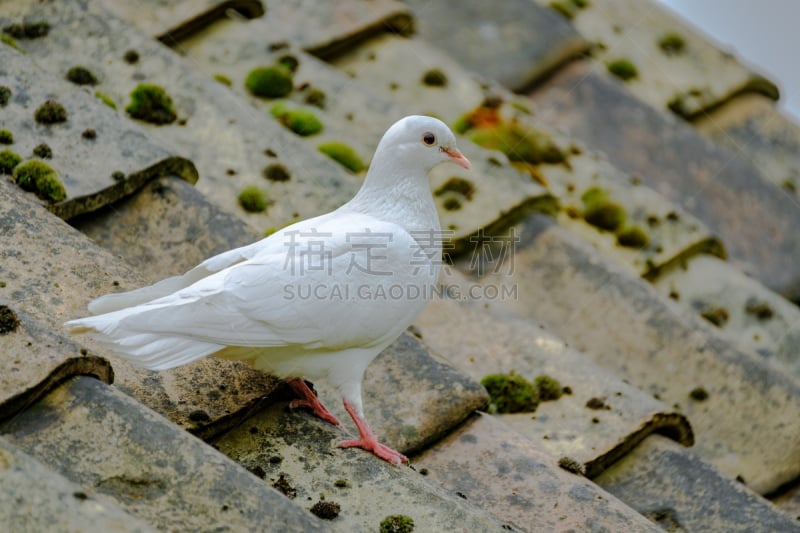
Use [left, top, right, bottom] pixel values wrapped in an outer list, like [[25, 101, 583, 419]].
[[66, 115, 471, 464]]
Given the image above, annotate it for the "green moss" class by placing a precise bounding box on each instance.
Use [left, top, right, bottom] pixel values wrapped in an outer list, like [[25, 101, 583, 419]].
[[0, 86, 10, 106], [452, 115, 473, 135], [213, 73, 232, 86], [111, 170, 125, 182], [0, 32, 24, 53], [421, 68, 448, 87], [607, 59, 638, 81], [65, 66, 97, 86], [277, 54, 300, 73], [659, 32, 686, 56], [469, 124, 565, 165], [0, 149, 22, 174], [2, 21, 50, 39], [333, 479, 349, 488], [0, 305, 20, 335], [238, 186, 268, 213], [12, 160, 66, 202], [481, 373, 539, 414], [0, 129, 13, 145], [745, 300, 774, 320], [34, 100, 67, 124], [380, 515, 415, 533], [271, 105, 323, 136], [581, 187, 626, 232], [123, 49, 140, 64], [689, 387, 709, 401], [309, 500, 340, 520], [32, 143, 52, 159], [317, 142, 364, 172], [303, 87, 326, 109], [616, 226, 649, 248], [700, 306, 729, 327], [558, 456, 585, 475], [245, 66, 293, 98], [126, 84, 177, 125], [571, 0, 590, 7], [534, 375, 563, 401], [442, 197, 462, 211], [263, 163, 291, 182], [435, 177, 475, 200], [94, 90, 116, 110]]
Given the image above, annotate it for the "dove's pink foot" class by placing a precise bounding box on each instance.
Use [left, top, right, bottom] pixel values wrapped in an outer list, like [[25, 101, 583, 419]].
[[338, 399, 408, 465], [287, 378, 341, 426]]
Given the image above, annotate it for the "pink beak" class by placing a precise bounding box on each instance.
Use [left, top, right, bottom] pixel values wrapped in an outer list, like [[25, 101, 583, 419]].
[[443, 147, 472, 170]]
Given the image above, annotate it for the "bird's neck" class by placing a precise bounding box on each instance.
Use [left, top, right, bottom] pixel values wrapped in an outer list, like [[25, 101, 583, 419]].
[[344, 157, 441, 237]]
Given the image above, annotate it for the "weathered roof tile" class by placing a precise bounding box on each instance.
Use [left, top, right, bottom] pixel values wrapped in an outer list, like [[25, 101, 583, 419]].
[[0, 436, 157, 533], [595, 435, 800, 532], [0, 46, 197, 220], [414, 413, 663, 532], [1, 377, 327, 531], [458, 213, 800, 495], [415, 285, 693, 477], [404, 0, 589, 91], [534, 0, 779, 118], [528, 60, 800, 300]]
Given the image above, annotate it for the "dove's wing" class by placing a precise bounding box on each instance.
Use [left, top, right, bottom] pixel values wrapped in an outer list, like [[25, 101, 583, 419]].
[[88, 238, 268, 314], [68, 211, 437, 368]]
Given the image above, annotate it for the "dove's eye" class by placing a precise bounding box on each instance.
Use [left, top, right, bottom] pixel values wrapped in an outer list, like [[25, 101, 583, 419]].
[[422, 132, 436, 146]]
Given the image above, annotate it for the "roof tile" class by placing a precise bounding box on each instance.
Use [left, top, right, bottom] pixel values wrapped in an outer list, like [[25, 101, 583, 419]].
[[459, 213, 800, 494], [404, 0, 589, 91], [595, 435, 800, 532], [215, 399, 515, 531], [415, 285, 693, 476], [1, 377, 327, 532], [0, 46, 197, 220], [534, 0, 779, 118], [0, 436, 157, 533], [528, 60, 800, 300], [413, 413, 663, 532]]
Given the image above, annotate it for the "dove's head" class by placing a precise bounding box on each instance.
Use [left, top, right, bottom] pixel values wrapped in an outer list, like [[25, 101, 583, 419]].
[[378, 115, 471, 173]]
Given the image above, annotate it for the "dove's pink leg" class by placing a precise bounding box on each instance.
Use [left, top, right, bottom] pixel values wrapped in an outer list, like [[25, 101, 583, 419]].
[[287, 378, 341, 426], [338, 399, 408, 465]]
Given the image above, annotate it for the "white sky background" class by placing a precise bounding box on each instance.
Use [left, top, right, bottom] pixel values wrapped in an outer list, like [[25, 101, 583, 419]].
[[657, 0, 800, 122]]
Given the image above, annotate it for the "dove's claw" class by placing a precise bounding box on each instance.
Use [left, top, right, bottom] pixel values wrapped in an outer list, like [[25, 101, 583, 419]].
[[338, 438, 408, 464], [340, 399, 408, 464], [287, 378, 341, 426]]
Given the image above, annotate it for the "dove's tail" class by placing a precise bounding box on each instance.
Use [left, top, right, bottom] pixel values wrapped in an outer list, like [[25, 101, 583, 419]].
[[88, 274, 196, 314], [66, 308, 222, 371]]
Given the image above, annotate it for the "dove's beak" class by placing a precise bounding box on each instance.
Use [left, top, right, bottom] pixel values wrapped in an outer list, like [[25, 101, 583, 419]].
[[443, 147, 472, 170]]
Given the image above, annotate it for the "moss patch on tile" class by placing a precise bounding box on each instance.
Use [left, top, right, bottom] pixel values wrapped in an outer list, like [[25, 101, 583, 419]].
[[0, 33, 25, 53], [434, 177, 475, 201], [317, 142, 364, 172], [380, 515, 415, 533], [309, 500, 340, 520], [581, 187, 626, 232], [94, 90, 116, 110], [245, 66, 293, 98], [607, 59, 638, 81], [549, 0, 589, 19], [303, 87, 326, 109], [32, 143, 52, 159], [0, 86, 11, 107], [0, 149, 22, 174], [126, 84, 177, 125], [0, 305, 20, 335], [213, 73, 232, 87], [34, 100, 67, 124], [12, 160, 66, 203], [699, 306, 729, 328], [238, 186, 268, 213], [534, 375, 563, 401], [481, 373, 539, 414], [270, 104, 323, 136], [616, 226, 649, 248], [262, 163, 291, 182], [558, 456, 585, 475], [2, 21, 50, 39], [658, 33, 686, 56], [65, 66, 98, 86], [421, 68, 448, 87], [0, 129, 13, 145]]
